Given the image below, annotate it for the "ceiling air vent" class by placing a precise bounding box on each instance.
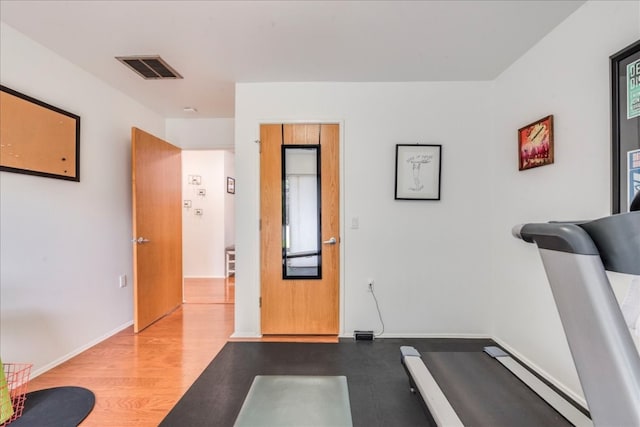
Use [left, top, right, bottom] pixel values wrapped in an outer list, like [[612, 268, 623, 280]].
[[116, 55, 183, 80]]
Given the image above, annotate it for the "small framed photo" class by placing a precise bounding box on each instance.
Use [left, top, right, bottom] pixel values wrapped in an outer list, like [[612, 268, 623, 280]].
[[227, 177, 235, 194], [395, 144, 442, 200], [518, 115, 554, 171]]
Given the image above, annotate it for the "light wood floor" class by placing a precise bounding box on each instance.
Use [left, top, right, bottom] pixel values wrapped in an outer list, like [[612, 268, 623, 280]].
[[183, 276, 235, 304], [28, 281, 235, 427]]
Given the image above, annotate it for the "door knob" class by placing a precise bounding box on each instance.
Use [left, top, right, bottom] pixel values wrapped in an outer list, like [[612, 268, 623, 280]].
[[323, 237, 337, 245], [132, 237, 150, 244]]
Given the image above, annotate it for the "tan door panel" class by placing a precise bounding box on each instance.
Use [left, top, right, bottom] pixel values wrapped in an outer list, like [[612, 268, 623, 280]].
[[260, 123, 340, 335], [132, 127, 182, 332]]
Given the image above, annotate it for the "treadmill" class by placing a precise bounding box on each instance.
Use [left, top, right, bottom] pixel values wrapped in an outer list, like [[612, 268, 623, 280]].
[[401, 211, 640, 426]]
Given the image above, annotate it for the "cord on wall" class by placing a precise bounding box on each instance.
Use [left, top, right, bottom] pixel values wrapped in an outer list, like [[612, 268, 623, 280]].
[[369, 281, 385, 337]]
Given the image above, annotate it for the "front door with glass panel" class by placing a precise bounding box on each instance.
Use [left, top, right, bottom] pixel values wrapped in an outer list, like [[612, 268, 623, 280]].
[[260, 123, 340, 335]]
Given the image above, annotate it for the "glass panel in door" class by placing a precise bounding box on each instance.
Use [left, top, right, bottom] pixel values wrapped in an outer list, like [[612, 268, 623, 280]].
[[282, 145, 321, 279]]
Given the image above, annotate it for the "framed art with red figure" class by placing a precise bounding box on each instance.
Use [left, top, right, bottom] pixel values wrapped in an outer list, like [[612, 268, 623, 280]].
[[518, 115, 554, 171]]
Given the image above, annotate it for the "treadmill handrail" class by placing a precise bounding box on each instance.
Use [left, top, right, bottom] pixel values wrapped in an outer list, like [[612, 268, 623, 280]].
[[513, 223, 599, 255], [514, 212, 640, 275]]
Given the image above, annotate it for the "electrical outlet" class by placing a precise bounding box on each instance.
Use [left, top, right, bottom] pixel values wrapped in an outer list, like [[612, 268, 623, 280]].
[[354, 330, 374, 341], [119, 274, 127, 288], [367, 278, 374, 292]]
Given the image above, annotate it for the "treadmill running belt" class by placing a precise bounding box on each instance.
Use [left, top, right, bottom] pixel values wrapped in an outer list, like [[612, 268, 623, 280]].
[[420, 351, 574, 427]]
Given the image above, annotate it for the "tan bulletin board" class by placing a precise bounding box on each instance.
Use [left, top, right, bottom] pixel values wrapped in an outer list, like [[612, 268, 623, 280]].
[[1, 85, 80, 181]]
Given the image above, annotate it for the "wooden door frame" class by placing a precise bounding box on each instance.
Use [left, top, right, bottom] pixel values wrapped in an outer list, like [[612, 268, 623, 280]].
[[257, 120, 346, 336]]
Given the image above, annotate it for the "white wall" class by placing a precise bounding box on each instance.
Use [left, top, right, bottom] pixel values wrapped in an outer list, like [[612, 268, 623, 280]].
[[490, 0, 640, 404], [224, 151, 236, 249], [182, 150, 233, 278], [0, 23, 164, 374], [166, 118, 234, 150], [234, 82, 494, 337]]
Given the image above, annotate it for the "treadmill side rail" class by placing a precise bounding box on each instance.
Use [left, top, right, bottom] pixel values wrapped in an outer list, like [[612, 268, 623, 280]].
[[484, 346, 593, 427], [401, 347, 464, 427]]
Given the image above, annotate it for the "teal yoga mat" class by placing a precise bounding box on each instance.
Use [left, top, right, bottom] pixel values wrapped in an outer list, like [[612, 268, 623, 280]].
[[234, 375, 353, 427]]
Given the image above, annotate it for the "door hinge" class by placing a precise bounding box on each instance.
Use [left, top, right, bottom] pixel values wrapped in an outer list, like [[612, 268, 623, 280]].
[[259, 297, 262, 308], [255, 139, 261, 153]]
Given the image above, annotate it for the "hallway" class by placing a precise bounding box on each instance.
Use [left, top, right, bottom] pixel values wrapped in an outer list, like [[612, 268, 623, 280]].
[[183, 277, 235, 304]]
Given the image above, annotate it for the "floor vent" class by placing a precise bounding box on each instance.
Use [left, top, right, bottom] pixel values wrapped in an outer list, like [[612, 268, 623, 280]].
[[116, 55, 183, 79]]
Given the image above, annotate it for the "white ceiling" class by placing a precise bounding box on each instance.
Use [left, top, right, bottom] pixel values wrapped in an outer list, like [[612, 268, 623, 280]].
[[0, 0, 585, 119]]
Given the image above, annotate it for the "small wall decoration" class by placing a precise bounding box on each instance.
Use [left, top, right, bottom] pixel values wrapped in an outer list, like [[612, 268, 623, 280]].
[[183, 200, 192, 208], [518, 115, 554, 171], [0, 85, 81, 181], [227, 177, 235, 194], [197, 188, 206, 197], [194, 208, 203, 216], [188, 175, 201, 185], [395, 144, 442, 200]]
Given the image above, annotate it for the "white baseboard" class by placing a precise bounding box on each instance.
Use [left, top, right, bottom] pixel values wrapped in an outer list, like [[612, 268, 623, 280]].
[[30, 321, 133, 379], [339, 332, 491, 339], [230, 331, 262, 339]]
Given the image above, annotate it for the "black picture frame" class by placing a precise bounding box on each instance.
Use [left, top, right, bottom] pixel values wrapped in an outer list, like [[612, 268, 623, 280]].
[[394, 144, 442, 200], [227, 177, 235, 194], [0, 85, 80, 182], [610, 39, 640, 213]]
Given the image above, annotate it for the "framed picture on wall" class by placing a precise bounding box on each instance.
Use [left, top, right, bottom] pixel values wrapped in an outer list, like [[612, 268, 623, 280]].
[[227, 177, 235, 194], [518, 115, 554, 171], [394, 144, 442, 200], [611, 39, 640, 213]]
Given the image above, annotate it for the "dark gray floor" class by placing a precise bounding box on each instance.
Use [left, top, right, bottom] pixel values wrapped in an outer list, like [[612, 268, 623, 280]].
[[160, 338, 580, 427]]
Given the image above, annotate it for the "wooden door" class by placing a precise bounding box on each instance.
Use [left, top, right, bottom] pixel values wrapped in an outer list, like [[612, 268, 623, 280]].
[[131, 127, 183, 332], [260, 123, 340, 335]]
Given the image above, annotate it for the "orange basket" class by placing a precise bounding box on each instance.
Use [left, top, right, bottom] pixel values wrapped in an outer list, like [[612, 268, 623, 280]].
[[1, 363, 32, 426]]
